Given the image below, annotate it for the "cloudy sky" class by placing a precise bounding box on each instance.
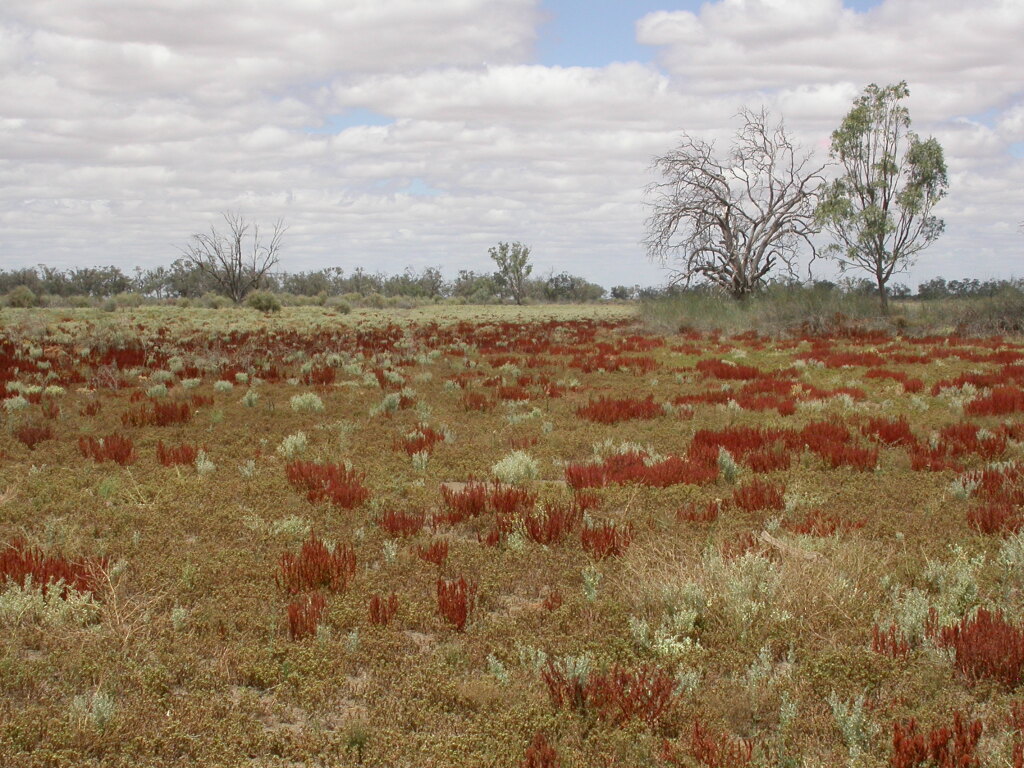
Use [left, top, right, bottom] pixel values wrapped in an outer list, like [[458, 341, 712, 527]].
[[1, 0, 1022, 290]]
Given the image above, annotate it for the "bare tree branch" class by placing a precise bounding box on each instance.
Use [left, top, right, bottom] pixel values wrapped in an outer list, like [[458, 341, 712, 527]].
[[644, 107, 826, 299], [177, 212, 286, 303]]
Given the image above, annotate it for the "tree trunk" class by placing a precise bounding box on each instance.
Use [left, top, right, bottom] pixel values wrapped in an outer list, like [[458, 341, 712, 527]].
[[876, 273, 889, 316]]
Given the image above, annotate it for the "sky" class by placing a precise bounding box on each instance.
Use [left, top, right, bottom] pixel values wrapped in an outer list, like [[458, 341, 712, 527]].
[[1, 0, 1022, 290]]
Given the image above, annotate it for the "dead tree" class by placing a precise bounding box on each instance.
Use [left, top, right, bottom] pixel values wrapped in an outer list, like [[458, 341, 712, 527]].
[[644, 108, 826, 299], [178, 212, 285, 303]]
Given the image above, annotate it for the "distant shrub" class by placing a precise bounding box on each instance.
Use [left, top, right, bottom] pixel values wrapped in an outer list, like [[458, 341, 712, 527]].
[[112, 292, 143, 308], [247, 291, 281, 313], [201, 292, 232, 309], [5, 285, 38, 308], [326, 296, 353, 314]]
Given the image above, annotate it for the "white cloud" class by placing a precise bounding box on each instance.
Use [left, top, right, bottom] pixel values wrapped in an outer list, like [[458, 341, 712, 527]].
[[0, 0, 1021, 288]]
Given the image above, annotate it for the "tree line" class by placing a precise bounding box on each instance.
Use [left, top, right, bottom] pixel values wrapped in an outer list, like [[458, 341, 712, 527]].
[[0, 260, 606, 306]]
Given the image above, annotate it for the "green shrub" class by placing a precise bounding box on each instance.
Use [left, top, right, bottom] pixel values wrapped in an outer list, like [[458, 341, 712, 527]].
[[491, 451, 539, 484], [246, 291, 281, 313], [113, 292, 144, 308], [5, 286, 38, 308], [290, 392, 325, 413], [326, 296, 353, 314], [202, 292, 232, 310]]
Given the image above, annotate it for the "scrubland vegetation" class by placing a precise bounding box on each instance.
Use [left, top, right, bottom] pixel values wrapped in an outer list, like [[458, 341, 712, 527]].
[[3, 301, 1024, 766]]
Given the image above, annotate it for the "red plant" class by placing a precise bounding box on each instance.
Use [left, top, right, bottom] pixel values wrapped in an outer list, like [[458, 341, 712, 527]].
[[439, 480, 488, 523], [14, 424, 53, 450], [41, 400, 61, 420], [745, 447, 792, 472], [436, 576, 477, 631], [286, 592, 326, 640], [939, 608, 1024, 687], [415, 539, 449, 566], [489, 482, 538, 516], [931, 422, 1008, 462], [1010, 702, 1024, 768], [285, 460, 371, 509], [156, 440, 199, 467], [121, 400, 192, 427], [78, 433, 136, 465], [967, 502, 1023, 535], [565, 462, 607, 490], [861, 416, 917, 447], [509, 435, 540, 450], [523, 502, 582, 545], [302, 366, 336, 387], [588, 664, 678, 727], [397, 425, 447, 455], [677, 501, 722, 523], [522, 732, 559, 768], [0, 538, 107, 598], [542, 661, 677, 728], [890, 711, 982, 768], [498, 385, 530, 401], [576, 396, 662, 424], [865, 368, 925, 394], [721, 531, 765, 560], [573, 491, 602, 512], [581, 521, 634, 559], [566, 451, 717, 490], [276, 534, 356, 594], [732, 479, 786, 513], [668, 719, 754, 767], [377, 509, 426, 538], [966, 386, 1024, 416], [368, 592, 399, 626], [461, 392, 492, 411], [872, 622, 911, 658], [695, 358, 768, 381], [79, 400, 102, 416], [816, 442, 879, 471], [542, 589, 563, 611]]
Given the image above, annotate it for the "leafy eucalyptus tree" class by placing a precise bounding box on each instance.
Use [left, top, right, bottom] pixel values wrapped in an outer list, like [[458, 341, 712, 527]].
[[489, 241, 532, 305], [644, 107, 826, 299], [817, 81, 948, 314]]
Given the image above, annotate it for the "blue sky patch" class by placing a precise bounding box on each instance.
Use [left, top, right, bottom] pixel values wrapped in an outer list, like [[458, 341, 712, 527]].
[[405, 179, 441, 197], [537, 0, 885, 68], [306, 108, 394, 134]]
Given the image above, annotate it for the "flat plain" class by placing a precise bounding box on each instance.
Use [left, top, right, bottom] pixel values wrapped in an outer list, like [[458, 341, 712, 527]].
[[2, 303, 1024, 767]]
